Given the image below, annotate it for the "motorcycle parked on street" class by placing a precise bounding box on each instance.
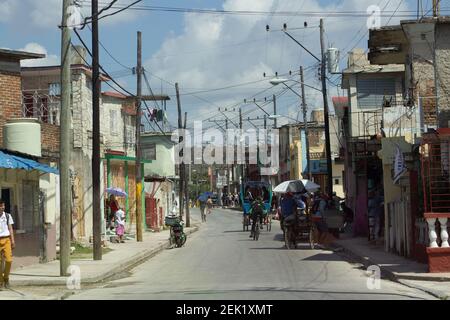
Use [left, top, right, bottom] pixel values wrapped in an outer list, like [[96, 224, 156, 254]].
[[165, 215, 187, 248]]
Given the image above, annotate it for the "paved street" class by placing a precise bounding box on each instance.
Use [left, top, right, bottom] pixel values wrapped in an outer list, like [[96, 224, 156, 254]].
[[67, 208, 436, 300]]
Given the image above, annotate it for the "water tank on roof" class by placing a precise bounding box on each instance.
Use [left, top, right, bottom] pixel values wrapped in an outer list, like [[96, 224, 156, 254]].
[[327, 47, 340, 74], [3, 118, 41, 157]]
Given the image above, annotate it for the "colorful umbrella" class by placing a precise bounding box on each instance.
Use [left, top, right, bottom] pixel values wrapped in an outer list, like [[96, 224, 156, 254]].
[[105, 187, 127, 197]]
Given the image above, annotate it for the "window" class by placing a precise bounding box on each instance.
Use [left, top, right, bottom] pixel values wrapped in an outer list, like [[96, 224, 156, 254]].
[[142, 142, 156, 161], [357, 78, 396, 109], [125, 127, 135, 147], [335, 179, 340, 185], [49, 83, 61, 96], [110, 110, 118, 136]]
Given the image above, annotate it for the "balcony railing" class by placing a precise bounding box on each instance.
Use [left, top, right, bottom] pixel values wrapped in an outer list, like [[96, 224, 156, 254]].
[[22, 91, 60, 125]]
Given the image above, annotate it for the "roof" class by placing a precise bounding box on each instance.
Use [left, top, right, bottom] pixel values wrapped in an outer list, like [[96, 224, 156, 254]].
[[21, 64, 111, 81], [0, 49, 45, 61], [0, 149, 58, 174], [102, 91, 171, 101], [102, 91, 130, 99]]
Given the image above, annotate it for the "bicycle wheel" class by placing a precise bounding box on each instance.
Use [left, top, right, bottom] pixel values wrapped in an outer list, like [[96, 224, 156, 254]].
[[254, 222, 260, 241], [284, 227, 292, 249]]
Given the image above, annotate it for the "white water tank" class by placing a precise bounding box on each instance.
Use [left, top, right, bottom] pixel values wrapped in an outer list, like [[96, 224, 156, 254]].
[[3, 118, 42, 157], [327, 47, 340, 74]]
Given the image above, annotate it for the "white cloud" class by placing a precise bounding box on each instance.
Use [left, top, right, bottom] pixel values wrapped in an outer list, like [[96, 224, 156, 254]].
[[1, 0, 141, 30], [0, 0, 17, 23], [146, 0, 413, 125], [20, 43, 59, 67]]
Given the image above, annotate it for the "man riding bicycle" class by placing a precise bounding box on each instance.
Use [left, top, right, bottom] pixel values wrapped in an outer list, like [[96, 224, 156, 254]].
[[249, 196, 265, 238]]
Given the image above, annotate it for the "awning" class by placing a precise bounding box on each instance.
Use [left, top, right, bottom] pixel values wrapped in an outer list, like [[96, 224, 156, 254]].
[[0, 151, 59, 175]]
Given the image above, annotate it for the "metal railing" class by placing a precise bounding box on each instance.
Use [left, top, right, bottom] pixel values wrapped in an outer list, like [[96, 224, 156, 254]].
[[22, 91, 60, 125]]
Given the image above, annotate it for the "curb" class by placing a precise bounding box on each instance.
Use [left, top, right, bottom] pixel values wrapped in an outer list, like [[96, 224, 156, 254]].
[[330, 242, 450, 300], [11, 225, 200, 287]]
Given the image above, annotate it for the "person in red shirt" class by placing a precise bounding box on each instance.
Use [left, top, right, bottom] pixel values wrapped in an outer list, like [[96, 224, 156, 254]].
[[108, 195, 119, 230]]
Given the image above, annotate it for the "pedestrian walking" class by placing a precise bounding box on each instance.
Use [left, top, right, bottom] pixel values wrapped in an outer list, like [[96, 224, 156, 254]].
[[0, 200, 14, 289], [108, 195, 119, 230], [200, 200, 207, 222]]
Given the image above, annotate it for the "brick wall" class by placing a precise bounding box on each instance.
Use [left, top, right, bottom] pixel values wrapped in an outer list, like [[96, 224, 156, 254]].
[[41, 123, 60, 153], [0, 72, 23, 145]]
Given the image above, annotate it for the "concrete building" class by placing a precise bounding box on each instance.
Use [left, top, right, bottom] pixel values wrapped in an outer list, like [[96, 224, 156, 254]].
[[142, 132, 176, 230], [0, 48, 59, 268], [22, 58, 107, 242]]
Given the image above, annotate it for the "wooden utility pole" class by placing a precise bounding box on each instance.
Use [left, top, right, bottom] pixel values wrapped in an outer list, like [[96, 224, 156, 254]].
[[60, 0, 72, 275], [320, 19, 333, 197], [175, 83, 184, 219], [184, 112, 190, 227], [135, 31, 143, 242], [92, 0, 102, 260], [300, 66, 312, 181]]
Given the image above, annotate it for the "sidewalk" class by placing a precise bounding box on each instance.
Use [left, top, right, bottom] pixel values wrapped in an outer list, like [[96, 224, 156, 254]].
[[8, 222, 200, 287], [332, 234, 450, 299]]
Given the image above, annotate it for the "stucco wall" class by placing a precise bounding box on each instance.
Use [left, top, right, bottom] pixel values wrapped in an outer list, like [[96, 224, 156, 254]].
[[142, 135, 175, 178]]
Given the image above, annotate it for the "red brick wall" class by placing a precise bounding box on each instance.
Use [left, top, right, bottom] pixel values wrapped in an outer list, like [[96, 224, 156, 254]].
[[41, 123, 60, 153], [0, 72, 23, 146], [0, 71, 60, 154]]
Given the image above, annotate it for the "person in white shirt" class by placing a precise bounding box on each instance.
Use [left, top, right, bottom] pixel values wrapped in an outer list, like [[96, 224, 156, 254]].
[[0, 200, 14, 289], [114, 208, 126, 243]]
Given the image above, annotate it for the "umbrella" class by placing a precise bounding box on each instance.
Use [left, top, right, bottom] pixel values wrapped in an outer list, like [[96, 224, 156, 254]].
[[198, 191, 213, 202], [272, 180, 306, 194], [301, 179, 321, 193], [105, 187, 127, 197]]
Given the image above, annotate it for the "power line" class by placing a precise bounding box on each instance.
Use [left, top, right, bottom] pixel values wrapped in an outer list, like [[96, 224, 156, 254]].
[[77, 2, 444, 17]]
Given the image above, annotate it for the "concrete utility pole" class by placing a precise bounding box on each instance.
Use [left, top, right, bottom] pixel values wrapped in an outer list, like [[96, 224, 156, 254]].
[[320, 19, 333, 197], [300, 66, 312, 181], [175, 83, 184, 219], [272, 95, 277, 129], [433, 0, 440, 17], [135, 31, 143, 242], [239, 108, 244, 183], [92, 0, 102, 260], [225, 119, 230, 200], [184, 112, 190, 227], [60, 0, 72, 275]]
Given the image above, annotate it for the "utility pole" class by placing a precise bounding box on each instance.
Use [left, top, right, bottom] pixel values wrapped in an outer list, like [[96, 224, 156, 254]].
[[225, 119, 230, 200], [135, 31, 143, 242], [273, 95, 277, 129], [60, 0, 72, 275], [320, 18, 333, 197], [433, 0, 440, 17], [92, 0, 102, 260], [175, 83, 184, 219], [239, 108, 244, 183], [184, 112, 190, 227], [300, 66, 312, 181]]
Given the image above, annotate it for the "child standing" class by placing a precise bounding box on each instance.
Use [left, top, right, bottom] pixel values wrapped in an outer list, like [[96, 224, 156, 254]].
[[115, 207, 126, 243]]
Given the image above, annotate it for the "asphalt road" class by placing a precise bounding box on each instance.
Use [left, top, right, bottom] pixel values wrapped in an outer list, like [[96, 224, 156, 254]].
[[68, 207, 436, 300]]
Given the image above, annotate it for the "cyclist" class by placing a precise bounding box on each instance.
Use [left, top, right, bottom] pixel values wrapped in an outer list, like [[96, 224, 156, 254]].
[[249, 196, 265, 238]]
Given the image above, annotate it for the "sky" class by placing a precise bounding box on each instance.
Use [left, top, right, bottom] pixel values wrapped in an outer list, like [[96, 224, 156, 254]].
[[0, 0, 445, 131]]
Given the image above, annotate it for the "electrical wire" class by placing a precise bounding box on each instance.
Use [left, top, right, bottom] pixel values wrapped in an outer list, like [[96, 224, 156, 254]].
[[77, 2, 445, 17]]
